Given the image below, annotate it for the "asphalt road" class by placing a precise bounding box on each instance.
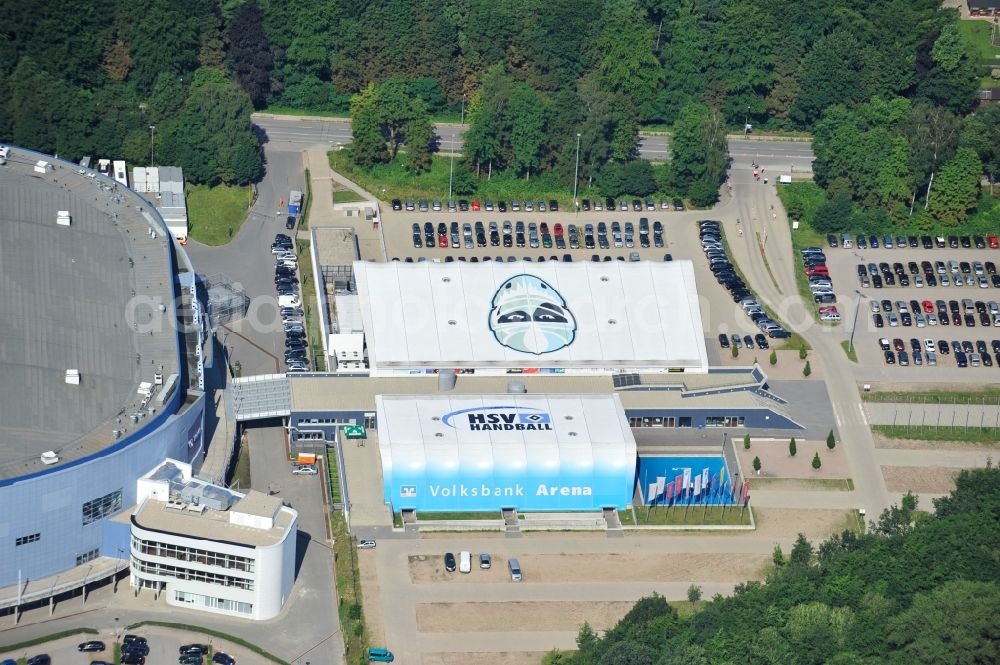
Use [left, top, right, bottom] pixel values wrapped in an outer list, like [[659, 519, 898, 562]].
[[253, 114, 815, 171]]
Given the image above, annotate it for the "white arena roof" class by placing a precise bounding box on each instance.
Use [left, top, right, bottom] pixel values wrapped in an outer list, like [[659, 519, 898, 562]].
[[353, 260, 708, 373], [376, 394, 638, 511]]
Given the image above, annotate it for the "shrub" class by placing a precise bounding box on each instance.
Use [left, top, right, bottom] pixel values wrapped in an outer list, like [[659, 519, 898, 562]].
[[769, 349, 777, 366], [812, 453, 822, 470], [827, 430, 836, 450], [803, 360, 812, 377], [789, 438, 797, 457], [687, 584, 702, 602], [743, 434, 751, 450]]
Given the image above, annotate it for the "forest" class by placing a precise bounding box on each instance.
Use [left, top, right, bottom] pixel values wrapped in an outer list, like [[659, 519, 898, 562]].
[[544, 466, 1000, 665], [0, 0, 997, 220]]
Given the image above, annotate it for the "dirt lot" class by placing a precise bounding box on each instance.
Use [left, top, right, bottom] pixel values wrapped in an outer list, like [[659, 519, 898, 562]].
[[752, 508, 857, 539], [409, 552, 768, 585], [423, 652, 548, 665], [881, 465, 961, 494], [417, 600, 635, 632]]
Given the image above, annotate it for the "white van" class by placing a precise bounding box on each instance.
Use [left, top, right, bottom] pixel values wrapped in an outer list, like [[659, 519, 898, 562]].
[[0, 145, 9, 165], [841, 233, 853, 249], [278, 294, 301, 308], [459, 551, 471, 574]]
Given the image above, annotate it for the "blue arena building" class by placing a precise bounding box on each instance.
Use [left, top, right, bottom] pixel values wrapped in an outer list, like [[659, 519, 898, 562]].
[[0, 146, 206, 611]]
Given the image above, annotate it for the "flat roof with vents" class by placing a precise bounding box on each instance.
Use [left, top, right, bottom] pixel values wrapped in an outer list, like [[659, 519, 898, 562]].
[[353, 260, 708, 375]]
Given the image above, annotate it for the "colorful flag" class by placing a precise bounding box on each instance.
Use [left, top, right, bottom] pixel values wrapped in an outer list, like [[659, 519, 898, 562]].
[[741, 480, 750, 504], [701, 468, 710, 493], [730, 477, 738, 502], [666, 483, 674, 503], [694, 474, 702, 497], [711, 474, 718, 502], [656, 476, 666, 496], [719, 464, 726, 490], [647, 484, 657, 503], [683, 468, 692, 494], [674, 475, 683, 497]]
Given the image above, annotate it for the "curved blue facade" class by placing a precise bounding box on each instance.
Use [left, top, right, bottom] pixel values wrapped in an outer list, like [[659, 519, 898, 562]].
[[0, 393, 204, 587]]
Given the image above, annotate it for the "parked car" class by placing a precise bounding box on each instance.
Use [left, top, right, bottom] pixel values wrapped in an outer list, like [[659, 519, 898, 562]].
[[292, 465, 317, 475], [358, 540, 377, 549]]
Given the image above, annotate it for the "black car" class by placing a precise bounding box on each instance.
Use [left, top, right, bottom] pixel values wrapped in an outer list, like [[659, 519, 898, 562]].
[[497, 201, 507, 212], [718, 334, 730, 348], [79, 641, 106, 652], [581, 199, 591, 211], [212, 653, 236, 665], [549, 200, 559, 212], [605, 197, 617, 211], [285, 215, 297, 230], [672, 198, 684, 211], [827, 233, 839, 248], [391, 198, 402, 210], [123, 635, 147, 646], [444, 552, 457, 572], [755, 334, 769, 349], [180, 645, 210, 656]]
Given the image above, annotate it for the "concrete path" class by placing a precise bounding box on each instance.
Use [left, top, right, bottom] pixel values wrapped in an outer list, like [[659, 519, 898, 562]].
[[874, 448, 994, 468], [717, 171, 891, 518]]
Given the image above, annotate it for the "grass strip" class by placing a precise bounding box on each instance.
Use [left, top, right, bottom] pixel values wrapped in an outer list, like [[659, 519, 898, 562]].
[[327, 448, 342, 504], [416, 511, 500, 521], [620, 506, 752, 526], [0, 628, 98, 654], [861, 389, 1000, 404], [840, 340, 858, 362], [331, 514, 369, 664], [187, 184, 250, 245], [872, 425, 1000, 445], [300, 168, 312, 229], [296, 238, 326, 371]]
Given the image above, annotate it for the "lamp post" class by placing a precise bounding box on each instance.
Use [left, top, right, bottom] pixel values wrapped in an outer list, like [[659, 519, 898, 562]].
[[743, 106, 750, 137], [573, 133, 581, 211], [149, 126, 155, 165], [849, 289, 866, 355]]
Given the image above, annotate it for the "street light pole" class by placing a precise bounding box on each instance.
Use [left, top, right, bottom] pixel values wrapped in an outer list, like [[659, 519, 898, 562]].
[[149, 126, 155, 165], [743, 106, 750, 137], [849, 289, 865, 354], [573, 133, 581, 211]]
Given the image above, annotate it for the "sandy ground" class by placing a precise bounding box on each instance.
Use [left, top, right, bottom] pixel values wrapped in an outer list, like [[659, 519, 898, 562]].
[[751, 508, 856, 539], [872, 431, 999, 451], [417, 601, 635, 633], [409, 552, 768, 584], [713, 349, 821, 380], [881, 466, 961, 494], [357, 549, 385, 645], [423, 652, 548, 665], [737, 439, 849, 479]]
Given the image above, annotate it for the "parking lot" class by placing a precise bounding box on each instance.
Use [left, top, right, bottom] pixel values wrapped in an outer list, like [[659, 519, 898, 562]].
[[0, 626, 261, 665], [824, 235, 1000, 378], [377, 204, 789, 352]]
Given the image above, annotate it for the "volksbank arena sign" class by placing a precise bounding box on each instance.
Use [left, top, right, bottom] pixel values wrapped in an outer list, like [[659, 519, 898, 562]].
[[376, 395, 638, 512]]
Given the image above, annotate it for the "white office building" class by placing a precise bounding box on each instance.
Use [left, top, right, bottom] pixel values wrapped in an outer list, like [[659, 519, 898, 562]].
[[129, 460, 297, 620]]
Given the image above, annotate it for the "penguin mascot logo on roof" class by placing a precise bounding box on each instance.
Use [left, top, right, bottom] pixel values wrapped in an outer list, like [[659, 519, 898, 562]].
[[488, 274, 576, 355]]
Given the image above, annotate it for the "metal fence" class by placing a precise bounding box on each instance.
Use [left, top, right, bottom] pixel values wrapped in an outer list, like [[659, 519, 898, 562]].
[[203, 273, 250, 329]]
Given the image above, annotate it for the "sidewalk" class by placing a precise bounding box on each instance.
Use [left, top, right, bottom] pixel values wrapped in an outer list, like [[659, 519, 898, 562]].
[[303, 149, 385, 261]]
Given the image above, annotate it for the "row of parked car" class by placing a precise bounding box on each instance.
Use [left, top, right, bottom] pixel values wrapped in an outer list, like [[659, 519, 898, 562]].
[[879, 336, 1000, 368], [701, 220, 790, 340], [392, 197, 685, 213], [830, 232, 999, 250], [271, 233, 309, 372], [800, 246, 838, 307], [870, 297, 1000, 329], [857, 259, 1000, 290], [411, 218, 668, 251], [392, 253, 671, 264]]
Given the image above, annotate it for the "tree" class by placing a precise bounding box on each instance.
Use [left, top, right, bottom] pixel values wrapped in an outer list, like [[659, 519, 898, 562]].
[[403, 99, 434, 173], [407, 77, 447, 113], [596, 0, 663, 122], [228, 2, 272, 109], [688, 180, 718, 207], [827, 430, 836, 451], [888, 580, 1000, 664], [799, 344, 808, 360], [790, 533, 813, 565], [789, 438, 797, 457], [960, 105, 1000, 195], [752, 456, 762, 474], [812, 452, 822, 470], [803, 360, 812, 377], [687, 584, 702, 602], [349, 84, 389, 167], [902, 104, 962, 213], [621, 160, 657, 196], [598, 640, 657, 665], [373, 76, 417, 158], [769, 349, 778, 366], [772, 544, 785, 567], [792, 32, 879, 127], [743, 433, 751, 450], [508, 83, 548, 179], [811, 193, 854, 233], [670, 102, 727, 196], [928, 148, 982, 226]]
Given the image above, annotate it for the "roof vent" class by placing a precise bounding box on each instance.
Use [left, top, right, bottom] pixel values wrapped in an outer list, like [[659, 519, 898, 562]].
[[507, 381, 527, 394], [40, 451, 59, 465]]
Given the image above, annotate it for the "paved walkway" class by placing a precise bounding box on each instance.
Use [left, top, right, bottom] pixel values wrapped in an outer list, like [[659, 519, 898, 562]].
[[864, 402, 1000, 428], [303, 149, 385, 261], [720, 173, 891, 517], [874, 448, 994, 468]]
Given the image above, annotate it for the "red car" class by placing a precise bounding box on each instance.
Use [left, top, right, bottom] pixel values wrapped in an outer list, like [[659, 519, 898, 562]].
[[471, 200, 481, 212], [818, 305, 838, 314], [805, 266, 829, 276], [553, 223, 564, 237], [437, 234, 448, 248], [989, 235, 999, 249], [921, 300, 934, 313]]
